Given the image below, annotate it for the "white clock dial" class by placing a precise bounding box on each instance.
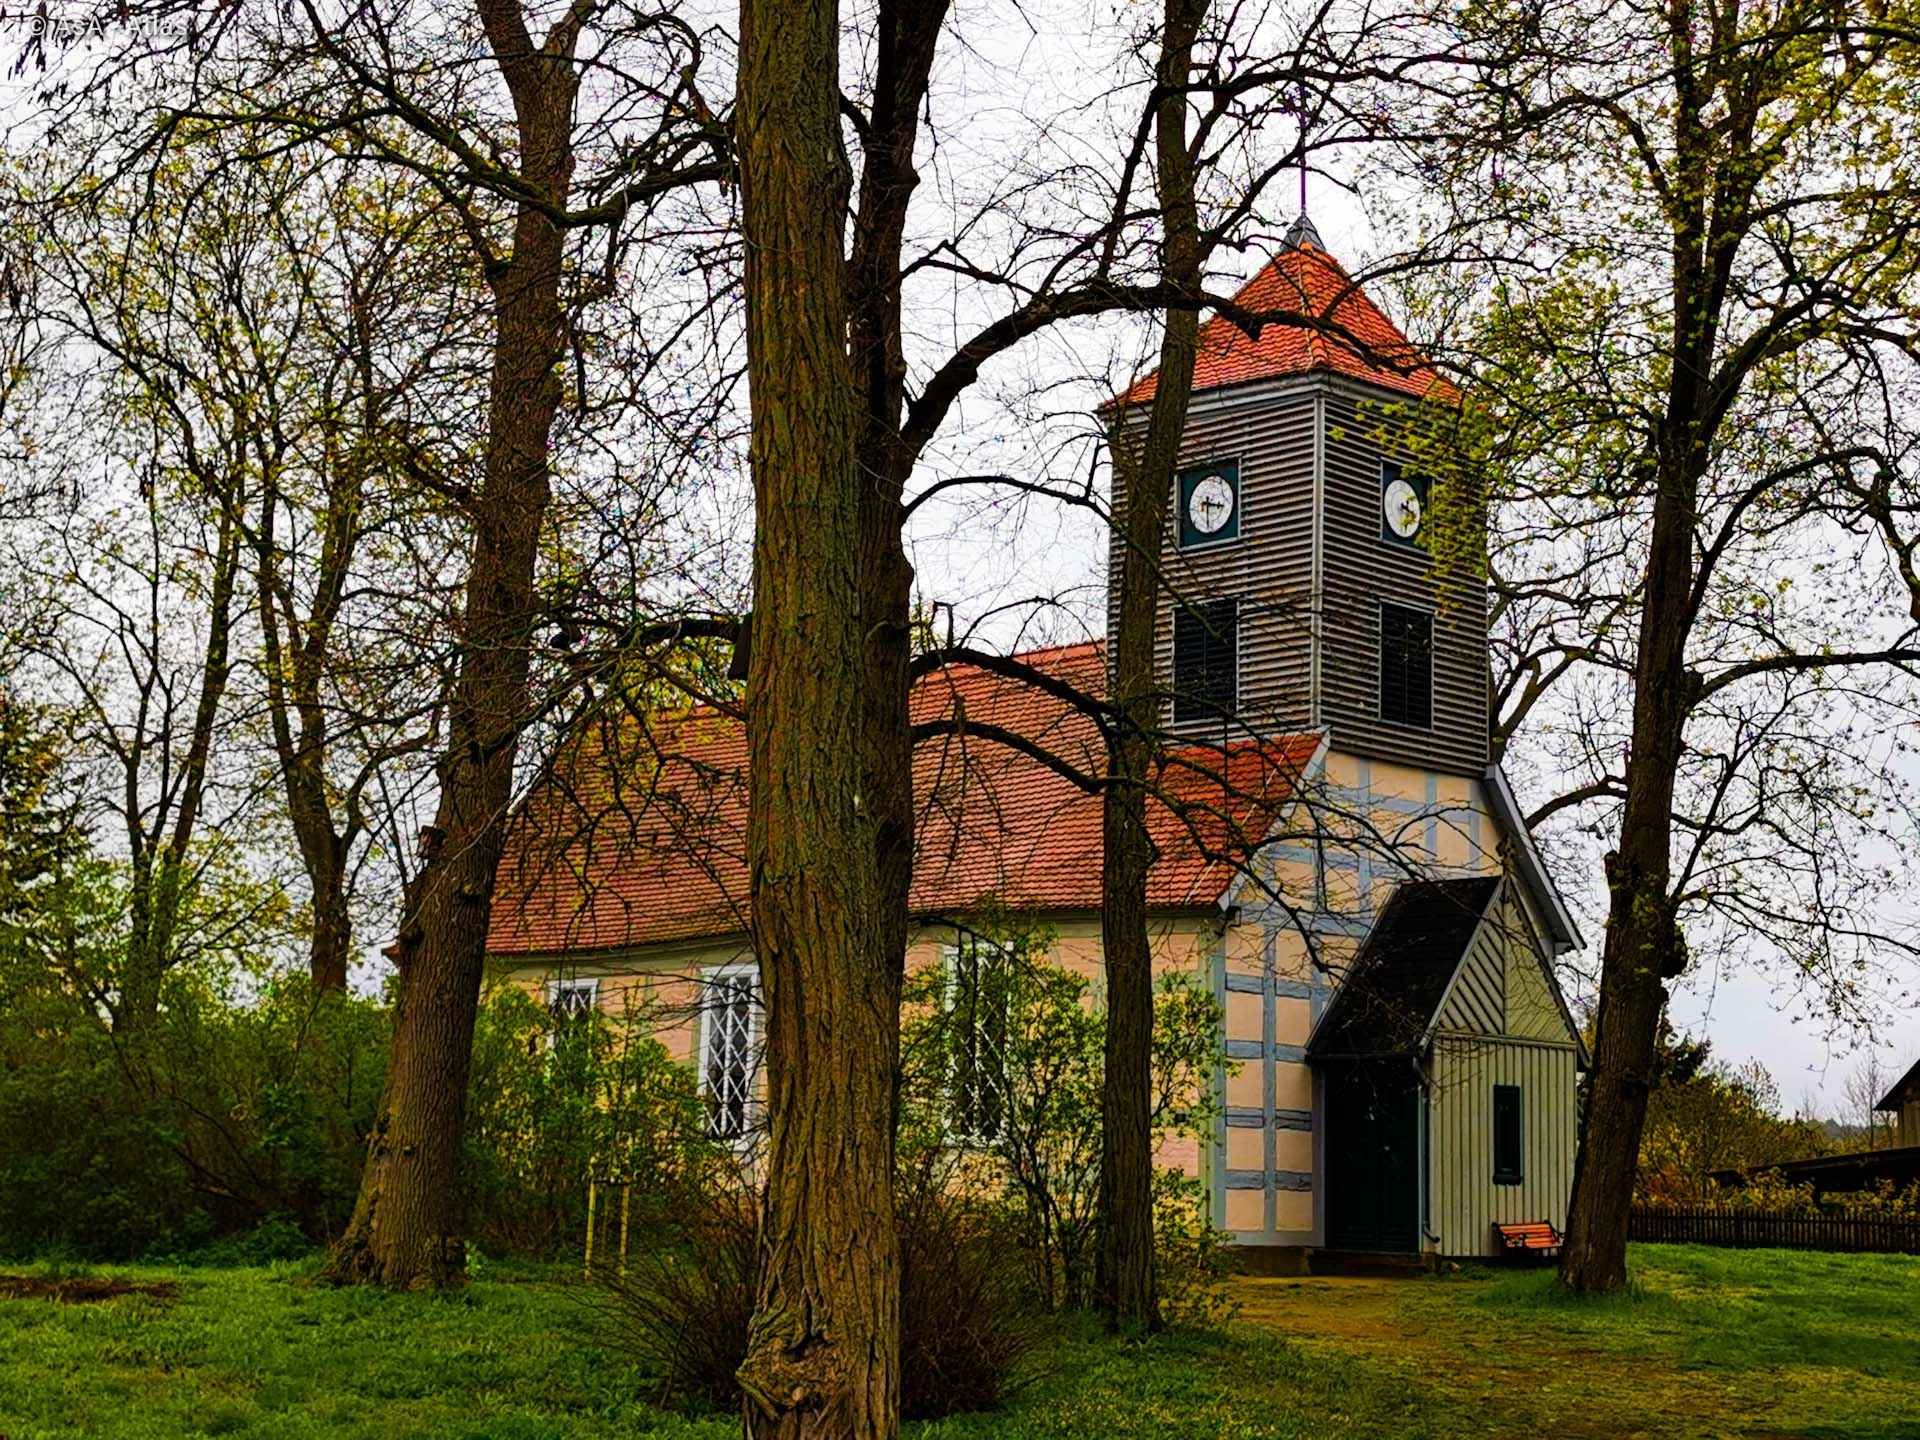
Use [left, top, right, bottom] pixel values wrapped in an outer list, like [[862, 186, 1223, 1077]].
[[1188, 474, 1236, 536], [1384, 477, 1423, 539]]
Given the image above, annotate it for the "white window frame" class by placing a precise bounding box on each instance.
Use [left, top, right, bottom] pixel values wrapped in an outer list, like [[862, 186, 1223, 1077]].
[[942, 937, 1012, 1146], [698, 963, 760, 1145], [546, 976, 600, 1022]]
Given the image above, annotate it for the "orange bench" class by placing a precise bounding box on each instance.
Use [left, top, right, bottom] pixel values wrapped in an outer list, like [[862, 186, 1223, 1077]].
[[1494, 1221, 1563, 1260]]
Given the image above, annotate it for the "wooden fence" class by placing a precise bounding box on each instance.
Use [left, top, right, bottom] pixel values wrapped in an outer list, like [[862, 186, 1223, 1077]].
[[1630, 1205, 1920, 1255]]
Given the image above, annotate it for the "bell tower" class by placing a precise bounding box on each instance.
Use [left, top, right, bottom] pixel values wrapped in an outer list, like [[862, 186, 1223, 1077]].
[[1107, 220, 1488, 777]]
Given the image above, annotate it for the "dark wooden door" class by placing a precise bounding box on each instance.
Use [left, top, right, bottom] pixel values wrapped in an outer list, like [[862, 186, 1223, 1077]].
[[1325, 1062, 1420, 1252]]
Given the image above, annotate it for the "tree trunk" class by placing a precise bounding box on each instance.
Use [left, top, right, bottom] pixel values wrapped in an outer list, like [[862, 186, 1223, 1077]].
[[1095, 0, 1206, 1333], [1561, 94, 1720, 1289], [734, 0, 898, 1430], [324, 57, 575, 1289], [118, 498, 241, 1036], [1559, 448, 1698, 1292], [309, 860, 352, 994], [256, 443, 361, 997]]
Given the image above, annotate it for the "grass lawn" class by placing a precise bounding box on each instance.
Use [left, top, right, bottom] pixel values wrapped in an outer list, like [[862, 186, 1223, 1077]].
[[0, 1245, 1912, 1439]]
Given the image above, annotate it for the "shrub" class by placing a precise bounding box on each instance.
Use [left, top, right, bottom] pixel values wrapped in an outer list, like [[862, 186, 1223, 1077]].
[[898, 921, 1230, 1315], [1154, 1171, 1239, 1329], [594, 1154, 1048, 1420], [897, 1148, 1050, 1415], [0, 959, 387, 1260], [463, 978, 715, 1257], [0, 944, 711, 1261], [590, 1165, 758, 1413]]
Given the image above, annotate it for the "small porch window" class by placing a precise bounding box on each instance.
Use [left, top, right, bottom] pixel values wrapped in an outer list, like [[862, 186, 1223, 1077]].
[[1493, 1084, 1523, 1185]]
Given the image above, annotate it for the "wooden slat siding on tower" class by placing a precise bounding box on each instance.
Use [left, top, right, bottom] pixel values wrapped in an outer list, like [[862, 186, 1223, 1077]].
[[1110, 379, 1320, 744], [1318, 382, 1489, 777]]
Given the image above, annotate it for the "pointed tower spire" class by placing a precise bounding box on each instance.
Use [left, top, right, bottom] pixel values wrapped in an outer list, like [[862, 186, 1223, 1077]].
[[1283, 211, 1324, 250]]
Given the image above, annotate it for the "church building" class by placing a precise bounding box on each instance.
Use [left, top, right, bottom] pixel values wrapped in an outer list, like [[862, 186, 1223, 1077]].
[[486, 219, 1587, 1263]]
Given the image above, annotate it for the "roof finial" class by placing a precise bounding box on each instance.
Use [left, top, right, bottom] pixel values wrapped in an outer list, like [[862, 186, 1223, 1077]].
[[1287, 83, 1321, 251]]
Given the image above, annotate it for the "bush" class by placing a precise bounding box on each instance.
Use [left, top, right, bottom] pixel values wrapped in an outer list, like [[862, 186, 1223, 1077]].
[[590, 1166, 759, 1413], [463, 978, 716, 1257], [0, 940, 712, 1261], [896, 1148, 1050, 1415], [898, 921, 1230, 1315], [594, 1154, 1049, 1420], [0, 960, 387, 1260]]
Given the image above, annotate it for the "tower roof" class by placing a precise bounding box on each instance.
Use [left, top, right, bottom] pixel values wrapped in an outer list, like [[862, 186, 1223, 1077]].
[[1114, 231, 1456, 407]]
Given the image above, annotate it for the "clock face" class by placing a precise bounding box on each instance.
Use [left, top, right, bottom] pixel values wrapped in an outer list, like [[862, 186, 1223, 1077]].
[[1383, 476, 1423, 540], [1188, 474, 1236, 536]]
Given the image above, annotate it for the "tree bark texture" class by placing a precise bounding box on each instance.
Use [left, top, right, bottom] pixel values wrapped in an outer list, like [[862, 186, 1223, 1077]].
[[323, 18, 577, 1289], [1096, 0, 1206, 1332], [1559, 450, 1698, 1291], [734, 0, 900, 1430]]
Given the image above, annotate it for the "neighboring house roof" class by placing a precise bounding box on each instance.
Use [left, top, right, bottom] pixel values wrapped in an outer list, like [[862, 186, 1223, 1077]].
[[1306, 877, 1502, 1059], [486, 641, 1321, 957], [1114, 226, 1458, 409], [1877, 1056, 1920, 1112], [1710, 1145, 1920, 1196]]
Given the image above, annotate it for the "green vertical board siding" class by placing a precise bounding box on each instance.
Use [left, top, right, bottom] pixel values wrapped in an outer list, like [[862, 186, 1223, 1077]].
[[1428, 1035, 1579, 1256]]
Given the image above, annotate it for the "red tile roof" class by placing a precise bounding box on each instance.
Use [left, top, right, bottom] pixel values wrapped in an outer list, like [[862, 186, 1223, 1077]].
[[486, 641, 1320, 956], [1116, 239, 1456, 407]]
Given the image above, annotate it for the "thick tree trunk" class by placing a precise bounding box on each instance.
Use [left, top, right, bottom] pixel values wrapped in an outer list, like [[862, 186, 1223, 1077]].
[[324, 61, 575, 1289], [1095, 0, 1205, 1333], [1562, 102, 1720, 1288], [734, 0, 898, 1431], [1560, 450, 1698, 1292]]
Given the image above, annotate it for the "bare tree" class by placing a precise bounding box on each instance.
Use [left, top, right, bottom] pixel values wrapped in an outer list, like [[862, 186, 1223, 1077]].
[[1842, 1053, 1896, 1151], [2, 143, 277, 1034]]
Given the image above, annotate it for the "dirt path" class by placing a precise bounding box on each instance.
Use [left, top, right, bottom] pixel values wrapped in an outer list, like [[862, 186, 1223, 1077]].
[[1229, 1277, 1820, 1440]]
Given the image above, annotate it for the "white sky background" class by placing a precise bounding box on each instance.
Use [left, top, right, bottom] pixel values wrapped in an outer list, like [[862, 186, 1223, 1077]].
[[3, 0, 1915, 1115]]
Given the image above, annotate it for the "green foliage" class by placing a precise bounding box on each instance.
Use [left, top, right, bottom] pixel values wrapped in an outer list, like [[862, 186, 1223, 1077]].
[[1634, 1054, 1832, 1206], [463, 978, 715, 1257], [0, 908, 711, 1260], [1152, 1170, 1239, 1330], [0, 955, 389, 1259], [899, 918, 1228, 1313], [0, 693, 80, 946]]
